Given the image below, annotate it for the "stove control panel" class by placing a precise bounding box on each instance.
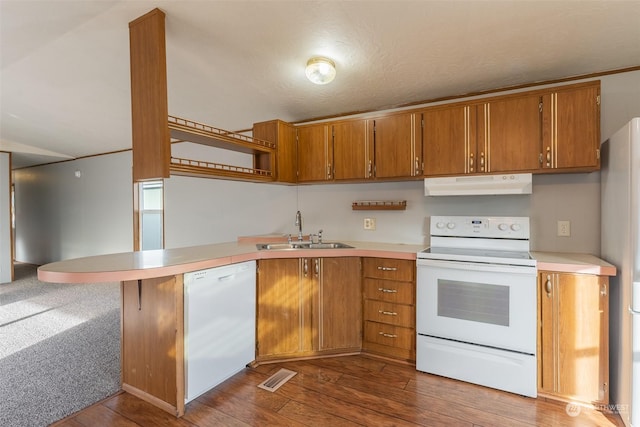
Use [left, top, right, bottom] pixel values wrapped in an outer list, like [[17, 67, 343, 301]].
[[430, 216, 530, 239]]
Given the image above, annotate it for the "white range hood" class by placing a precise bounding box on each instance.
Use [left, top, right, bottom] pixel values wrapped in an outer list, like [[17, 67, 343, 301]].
[[424, 173, 533, 196]]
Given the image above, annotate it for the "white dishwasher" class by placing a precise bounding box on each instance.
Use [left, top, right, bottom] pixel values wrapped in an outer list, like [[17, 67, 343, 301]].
[[183, 260, 256, 403]]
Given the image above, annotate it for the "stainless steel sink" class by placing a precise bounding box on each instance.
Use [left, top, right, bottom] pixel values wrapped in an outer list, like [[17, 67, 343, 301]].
[[256, 242, 353, 250], [256, 243, 307, 250], [308, 242, 353, 249]]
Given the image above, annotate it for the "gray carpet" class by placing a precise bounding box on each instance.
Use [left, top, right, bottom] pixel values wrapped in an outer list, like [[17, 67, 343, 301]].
[[0, 264, 121, 426]]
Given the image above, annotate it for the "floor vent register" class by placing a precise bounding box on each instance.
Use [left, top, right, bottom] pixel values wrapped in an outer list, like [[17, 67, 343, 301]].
[[257, 368, 297, 392]]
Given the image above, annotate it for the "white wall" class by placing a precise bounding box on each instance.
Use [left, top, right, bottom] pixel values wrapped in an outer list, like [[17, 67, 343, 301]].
[[13, 151, 133, 264], [0, 152, 11, 283], [292, 172, 600, 253], [164, 177, 296, 248]]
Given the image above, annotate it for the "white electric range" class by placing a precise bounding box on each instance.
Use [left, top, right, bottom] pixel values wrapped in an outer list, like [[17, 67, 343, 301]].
[[416, 215, 538, 397]]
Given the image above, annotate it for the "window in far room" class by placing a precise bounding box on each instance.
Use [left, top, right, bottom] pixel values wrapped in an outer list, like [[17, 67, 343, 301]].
[[138, 180, 164, 250]]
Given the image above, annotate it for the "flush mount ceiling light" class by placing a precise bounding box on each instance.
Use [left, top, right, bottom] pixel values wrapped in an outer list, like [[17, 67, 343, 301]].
[[305, 57, 336, 85]]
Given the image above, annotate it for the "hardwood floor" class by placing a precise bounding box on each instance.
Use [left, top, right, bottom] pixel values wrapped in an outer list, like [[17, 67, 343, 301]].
[[53, 355, 624, 426]]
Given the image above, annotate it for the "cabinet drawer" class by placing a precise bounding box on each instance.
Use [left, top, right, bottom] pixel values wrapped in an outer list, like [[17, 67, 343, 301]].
[[363, 321, 414, 351], [363, 258, 414, 281], [364, 300, 414, 327], [363, 278, 414, 305]]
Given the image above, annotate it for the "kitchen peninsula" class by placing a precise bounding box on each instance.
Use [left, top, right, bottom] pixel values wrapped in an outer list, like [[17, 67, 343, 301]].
[[38, 241, 615, 417], [38, 240, 423, 416]]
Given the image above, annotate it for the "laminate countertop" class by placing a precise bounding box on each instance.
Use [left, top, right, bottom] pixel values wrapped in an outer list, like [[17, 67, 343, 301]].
[[531, 251, 616, 276], [37, 241, 426, 284], [37, 241, 617, 284]]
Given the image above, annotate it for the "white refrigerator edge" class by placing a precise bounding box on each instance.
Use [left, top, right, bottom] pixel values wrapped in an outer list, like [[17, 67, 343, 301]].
[[601, 117, 640, 427]]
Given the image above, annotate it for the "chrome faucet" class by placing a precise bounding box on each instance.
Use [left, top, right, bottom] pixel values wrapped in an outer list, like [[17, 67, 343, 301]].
[[295, 210, 303, 241]]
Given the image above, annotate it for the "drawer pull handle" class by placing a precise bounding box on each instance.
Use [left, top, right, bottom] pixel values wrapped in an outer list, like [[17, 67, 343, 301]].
[[377, 266, 398, 271], [379, 332, 397, 338], [378, 310, 397, 316], [378, 287, 398, 293]]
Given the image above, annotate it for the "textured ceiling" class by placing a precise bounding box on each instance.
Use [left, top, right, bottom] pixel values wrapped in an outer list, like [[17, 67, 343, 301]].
[[2, 1, 640, 168]]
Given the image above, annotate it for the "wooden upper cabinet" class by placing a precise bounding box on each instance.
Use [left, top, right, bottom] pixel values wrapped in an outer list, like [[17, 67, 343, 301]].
[[332, 119, 371, 180], [297, 123, 332, 182], [485, 93, 542, 173], [372, 112, 421, 179], [422, 94, 542, 177], [541, 81, 600, 171], [422, 103, 473, 176], [421, 82, 601, 178], [253, 119, 297, 183]]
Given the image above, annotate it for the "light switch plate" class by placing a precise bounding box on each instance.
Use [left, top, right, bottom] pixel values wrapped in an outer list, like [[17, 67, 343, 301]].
[[364, 218, 376, 230]]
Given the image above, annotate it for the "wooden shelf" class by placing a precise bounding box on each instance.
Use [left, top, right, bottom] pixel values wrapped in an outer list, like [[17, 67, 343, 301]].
[[352, 201, 407, 211], [170, 157, 273, 182], [167, 116, 276, 182], [168, 116, 275, 154]]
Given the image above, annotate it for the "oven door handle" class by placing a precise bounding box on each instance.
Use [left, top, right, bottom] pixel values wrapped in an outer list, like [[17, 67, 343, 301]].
[[417, 258, 537, 275]]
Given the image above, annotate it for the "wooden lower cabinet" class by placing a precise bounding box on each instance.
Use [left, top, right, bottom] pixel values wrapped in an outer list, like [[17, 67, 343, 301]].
[[362, 257, 416, 362], [538, 271, 609, 405], [256, 257, 362, 361]]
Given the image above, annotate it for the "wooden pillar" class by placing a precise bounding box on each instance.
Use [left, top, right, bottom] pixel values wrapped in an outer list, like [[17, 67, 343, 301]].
[[129, 8, 170, 182]]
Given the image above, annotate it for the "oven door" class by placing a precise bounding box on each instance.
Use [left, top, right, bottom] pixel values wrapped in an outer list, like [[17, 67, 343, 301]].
[[416, 258, 536, 355]]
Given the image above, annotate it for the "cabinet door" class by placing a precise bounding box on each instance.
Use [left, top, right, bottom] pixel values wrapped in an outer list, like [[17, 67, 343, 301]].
[[257, 259, 309, 357], [332, 119, 371, 180], [541, 82, 600, 171], [555, 273, 608, 403], [422, 104, 475, 176], [485, 94, 542, 173], [373, 113, 419, 178], [538, 271, 609, 404], [316, 257, 362, 351], [298, 123, 331, 182], [538, 272, 555, 395]]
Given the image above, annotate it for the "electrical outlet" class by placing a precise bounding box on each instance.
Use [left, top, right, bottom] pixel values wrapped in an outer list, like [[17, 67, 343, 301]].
[[364, 217, 376, 230], [557, 220, 571, 237]]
